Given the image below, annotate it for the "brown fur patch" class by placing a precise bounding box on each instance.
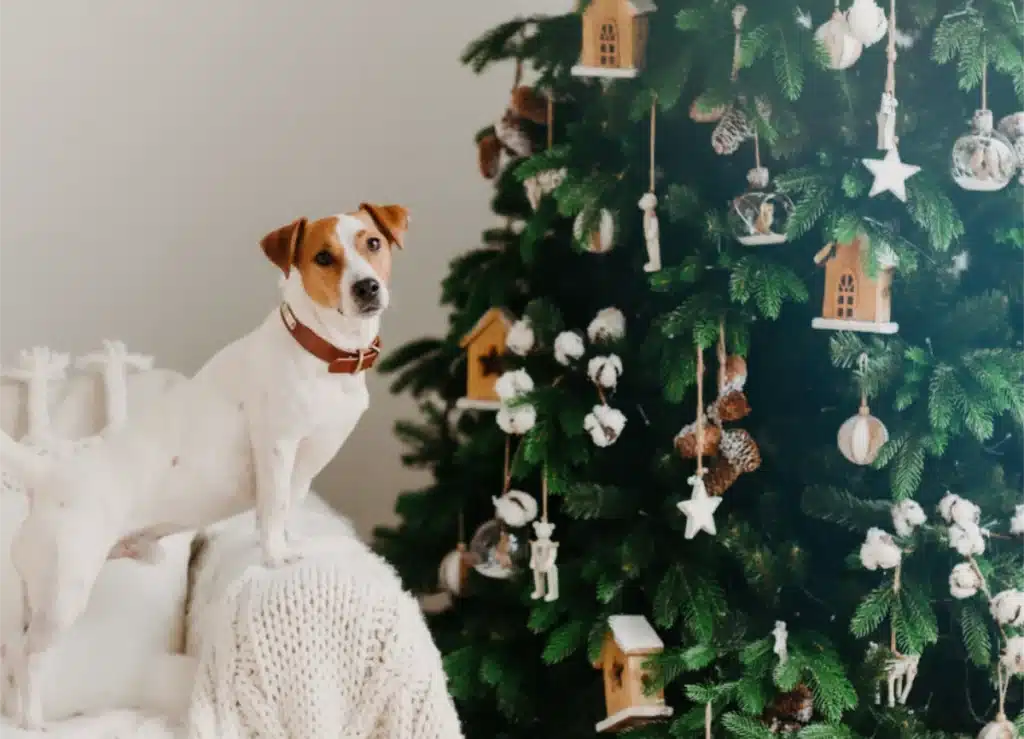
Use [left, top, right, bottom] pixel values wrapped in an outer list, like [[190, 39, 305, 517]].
[[349, 205, 409, 285], [294, 216, 346, 308]]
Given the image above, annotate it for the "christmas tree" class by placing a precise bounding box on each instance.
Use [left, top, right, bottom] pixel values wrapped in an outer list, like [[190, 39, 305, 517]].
[[374, 0, 1024, 736]]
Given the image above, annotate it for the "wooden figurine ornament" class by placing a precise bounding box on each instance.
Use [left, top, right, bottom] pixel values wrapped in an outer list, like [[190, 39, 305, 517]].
[[593, 615, 674, 732], [811, 236, 898, 334], [572, 0, 656, 79], [457, 308, 515, 410], [529, 470, 559, 602]]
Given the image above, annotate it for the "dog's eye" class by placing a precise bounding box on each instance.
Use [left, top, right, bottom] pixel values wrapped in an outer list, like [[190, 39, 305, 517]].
[[367, 237, 382, 253], [314, 250, 334, 266]]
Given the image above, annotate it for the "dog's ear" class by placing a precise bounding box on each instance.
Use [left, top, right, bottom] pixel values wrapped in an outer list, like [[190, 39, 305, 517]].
[[260, 218, 307, 276], [359, 204, 409, 249]]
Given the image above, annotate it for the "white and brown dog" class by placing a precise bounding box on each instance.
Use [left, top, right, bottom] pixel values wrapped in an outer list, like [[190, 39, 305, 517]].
[[0, 203, 408, 728]]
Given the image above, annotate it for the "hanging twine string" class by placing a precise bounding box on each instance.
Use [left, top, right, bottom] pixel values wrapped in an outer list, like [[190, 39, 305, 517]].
[[649, 97, 657, 193], [730, 5, 747, 81], [885, 0, 897, 96], [704, 701, 712, 739], [996, 663, 1009, 719], [541, 467, 549, 522], [981, 53, 988, 110], [858, 353, 870, 412], [717, 320, 727, 394], [890, 561, 902, 653], [696, 346, 707, 476], [457, 509, 465, 546], [753, 129, 762, 169], [547, 93, 554, 150], [502, 435, 513, 493]]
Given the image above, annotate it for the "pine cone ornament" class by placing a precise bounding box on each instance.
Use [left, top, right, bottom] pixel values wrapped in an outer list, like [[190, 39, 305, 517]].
[[703, 456, 740, 496], [720, 428, 761, 473], [762, 684, 814, 733], [675, 422, 721, 459], [723, 355, 747, 390], [477, 132, 502, 179], [511, 86, 548, 124], [715, 390, 751, 422], [711, 104, 754, 155], [495, 110, 532, 157]]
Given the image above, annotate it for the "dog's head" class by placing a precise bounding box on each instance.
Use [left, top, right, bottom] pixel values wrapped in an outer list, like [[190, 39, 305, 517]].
[[260, 203, 409, 319]]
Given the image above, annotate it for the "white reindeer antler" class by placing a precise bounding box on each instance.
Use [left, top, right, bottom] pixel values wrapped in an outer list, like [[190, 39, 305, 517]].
[[76, 340, 153, 432], [1, 347, 69, 444]]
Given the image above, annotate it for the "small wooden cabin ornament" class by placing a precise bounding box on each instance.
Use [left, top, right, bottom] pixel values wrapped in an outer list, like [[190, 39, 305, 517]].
[[572, 0, 657, 79], [592, 615, 674, 732], [811, 236, 898, 335], [457, 308, 515, 410]]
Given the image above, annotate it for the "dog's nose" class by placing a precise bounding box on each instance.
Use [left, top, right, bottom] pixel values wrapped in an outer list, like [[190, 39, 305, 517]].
[[352, 278, 381, 303]]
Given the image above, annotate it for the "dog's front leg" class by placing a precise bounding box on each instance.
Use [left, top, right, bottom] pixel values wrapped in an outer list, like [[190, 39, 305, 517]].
[[252, 435, 300, 568]]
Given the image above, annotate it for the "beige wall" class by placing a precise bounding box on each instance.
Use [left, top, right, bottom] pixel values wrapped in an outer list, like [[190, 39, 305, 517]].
[[0, 0, 559, 538]]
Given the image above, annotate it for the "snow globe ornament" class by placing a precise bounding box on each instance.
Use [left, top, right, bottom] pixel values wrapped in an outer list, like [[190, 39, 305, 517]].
[[951, 110, 1018, 191], [729, 167, 793, 245], [574, 208, 616, 254], [815, 9, 863, 70], [469, 519, 528, 580], [997, 112, 1024, 184], [845, 0, 887, 46]]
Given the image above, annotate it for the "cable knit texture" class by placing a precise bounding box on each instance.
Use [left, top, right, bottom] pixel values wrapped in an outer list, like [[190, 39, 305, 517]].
[[187, 534, 463, 739]]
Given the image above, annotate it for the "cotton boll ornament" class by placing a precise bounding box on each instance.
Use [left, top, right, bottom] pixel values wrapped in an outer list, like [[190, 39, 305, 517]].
[[815, 9, 863, 70], [588, 355, 623, 390], [949, 521, 986, 557], [938, 492, 980, 528], [845, 0, 888, 46], [587, 307, 626, 343], [491, 489, 539, 529], [1001, 636, 1024, 676], [949, 562, 984, 599], [1011, 504, 1024, 536], [495, 369, 534, 401], [506, 319, 535, 357], [496, 404, 537, 435], [990, 590, 1024, 628], [891, 499, 926, 537], [553, 331, 585, 366], [574, 209, 616, 254], [859, 527, 901, 571], [583, 404, 626, 447]]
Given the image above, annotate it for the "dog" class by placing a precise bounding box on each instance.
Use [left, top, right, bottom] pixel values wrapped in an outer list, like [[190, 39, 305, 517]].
[[0, 202, 408, 728]]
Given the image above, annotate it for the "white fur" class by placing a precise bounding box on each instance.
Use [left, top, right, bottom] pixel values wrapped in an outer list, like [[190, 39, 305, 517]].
[[1, 213, 387, 729]]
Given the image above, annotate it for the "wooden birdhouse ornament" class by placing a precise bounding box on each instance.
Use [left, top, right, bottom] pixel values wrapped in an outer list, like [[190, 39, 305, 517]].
[[457, 308, 514, 410], [572, 0, 656, 79], [593, 615, 674, 732], [811, 236, 898, 334]]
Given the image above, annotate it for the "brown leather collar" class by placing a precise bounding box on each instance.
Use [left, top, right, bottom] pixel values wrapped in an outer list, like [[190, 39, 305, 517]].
[[280, 304, 381, 374]]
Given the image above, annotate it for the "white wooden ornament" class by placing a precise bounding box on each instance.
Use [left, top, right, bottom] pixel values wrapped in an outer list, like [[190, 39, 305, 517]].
[[815, 9, 863, 70], [77, 340, 154, 432], [638, 193, 661, 272], [838, 403, 888, 465], [977, 716, 1018, 739], [574, 209, 616, 253], [676, 474, 722, 539], [529, 521, 559, 602], [862, 146, 920, 201]]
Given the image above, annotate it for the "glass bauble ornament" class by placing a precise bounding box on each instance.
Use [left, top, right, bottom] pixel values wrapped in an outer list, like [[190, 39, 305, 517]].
[[837, 402, 888, 465], [815, 10, 863, 70], [977, 715, 1017, 739], [573, 208, 616, 253], [469, 518, 527, 579], [997, 112, 1024, 184], [845, 0, 887, 46], [729, 167, 794, 245], [951, 110, 1018, 191]]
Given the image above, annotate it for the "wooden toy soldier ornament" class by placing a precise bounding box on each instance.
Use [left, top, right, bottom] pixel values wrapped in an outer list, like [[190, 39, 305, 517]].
[[529, 469, 559, 602], [639, 97, 662, 272]]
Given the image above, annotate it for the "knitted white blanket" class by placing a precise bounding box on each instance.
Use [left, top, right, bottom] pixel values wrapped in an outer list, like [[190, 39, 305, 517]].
[[184, 508, 464, 739]]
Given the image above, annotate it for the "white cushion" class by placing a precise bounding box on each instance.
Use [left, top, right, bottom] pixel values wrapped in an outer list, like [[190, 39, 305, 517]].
[[0, 356, 195, 721]]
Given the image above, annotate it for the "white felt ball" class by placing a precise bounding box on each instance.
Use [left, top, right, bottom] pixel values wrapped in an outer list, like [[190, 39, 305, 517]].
[[439, 546, 470, 596], [837, 409, 888, 465], [573, 209, 616, 253], [845, 0, 888, 46], [815, 10, 863, 70]]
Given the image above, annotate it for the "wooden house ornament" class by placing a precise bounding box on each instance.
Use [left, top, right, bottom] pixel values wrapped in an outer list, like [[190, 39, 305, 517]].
[[572, 0, 657, 79], [592, 615, 674, 732], [811, 236, 898, 335], [457, 307, 515, 410]]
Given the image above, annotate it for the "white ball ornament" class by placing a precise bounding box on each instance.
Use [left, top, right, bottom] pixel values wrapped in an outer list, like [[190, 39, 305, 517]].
[[977, 716, 1018, 739], [438, 544, 475, 596], [845, 0, 888, 46], [837, 403, 888, 465], [573, 209, 616, 254], [815, 9, 863, 70]]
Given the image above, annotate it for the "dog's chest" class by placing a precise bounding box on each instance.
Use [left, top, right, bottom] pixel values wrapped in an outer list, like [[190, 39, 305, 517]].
[[288, 372, 369, 429]]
